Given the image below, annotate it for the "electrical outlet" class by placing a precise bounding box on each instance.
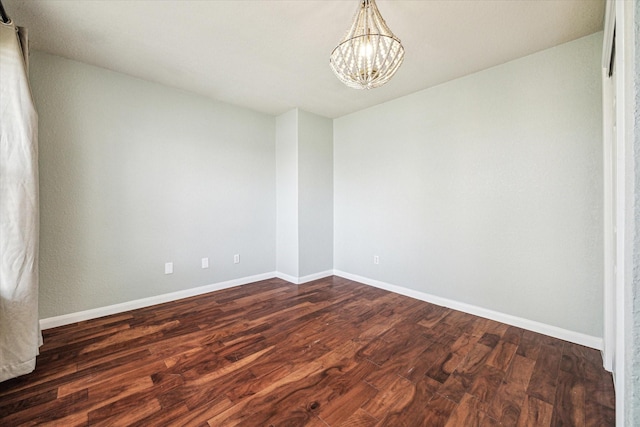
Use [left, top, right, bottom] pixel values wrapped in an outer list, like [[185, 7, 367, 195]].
[[233, 254, 240, 264], [201, 257, 209, 269], [165, 262, 173, 274], [373, 255, 379, 265]]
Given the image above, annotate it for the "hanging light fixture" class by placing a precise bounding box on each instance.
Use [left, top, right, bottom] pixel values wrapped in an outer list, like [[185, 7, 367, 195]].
[[330, 0, 405, 90]]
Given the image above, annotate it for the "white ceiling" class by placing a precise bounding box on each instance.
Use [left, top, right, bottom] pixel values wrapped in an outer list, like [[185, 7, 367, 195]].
[[4, 0, 605, 118]]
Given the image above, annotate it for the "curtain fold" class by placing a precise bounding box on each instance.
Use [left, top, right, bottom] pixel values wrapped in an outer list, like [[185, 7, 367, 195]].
[[0, 20, 41, 382]]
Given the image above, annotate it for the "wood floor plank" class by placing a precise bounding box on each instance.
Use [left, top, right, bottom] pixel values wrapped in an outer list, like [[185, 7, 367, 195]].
[[585, 402, 616, 427], [0, 276, 615, 426], [517, 395, 554, 427], [516, 330, 543, 360], [478, 332, 501, 349], [485, 340, 518, 372], [206, 339, 364, 425], [585, 368, 616, 410], [442, 311, 480, 335], [38, 410, 88, 427], [86, 375, 156, 413], [361, 374, 414, 419], [366, 335, 432, 390], [526, 343, 562, 404], [183, 396, 234, 427], [225, 363, 292, 402], [40, 323, 132, 352], [40, 313, 134, 342], [130, 402, 191, 427], [0, 387, 57, 418], [468, 364, 504, 405], [337, 408, 377, 427], [445, 393, 494, 427], [438, 341, 493, 403], [89, 395, 162, 426], [375, 376, 440, 426], [0, 362, 78, 398], [487, 354, 536, 424], [401, 333, 458, 383], [502, 326, 525, 346], [551, 369, 586, 427], [417, 305, 451, 329], [56, 360, 166, 397], [421, 394, 459, 427], [318, 380, 378, 426], [425, 333, 479, 384], [0, 389, 88, 425]]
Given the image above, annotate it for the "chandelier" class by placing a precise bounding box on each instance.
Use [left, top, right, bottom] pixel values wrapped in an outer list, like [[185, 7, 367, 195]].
[[330, 0, 405, 90]]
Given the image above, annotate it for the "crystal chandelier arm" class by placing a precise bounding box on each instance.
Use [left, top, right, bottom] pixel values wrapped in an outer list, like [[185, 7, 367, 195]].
[[381, 36, 402, 74]]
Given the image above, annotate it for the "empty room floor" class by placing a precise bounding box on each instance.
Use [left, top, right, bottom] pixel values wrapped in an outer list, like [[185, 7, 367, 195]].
[[0, 276, 615, 426]]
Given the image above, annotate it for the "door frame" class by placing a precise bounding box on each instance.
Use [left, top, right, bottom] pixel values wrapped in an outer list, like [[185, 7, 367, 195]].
[[602, 1, 636, 426], [601, 0, 616, 374]]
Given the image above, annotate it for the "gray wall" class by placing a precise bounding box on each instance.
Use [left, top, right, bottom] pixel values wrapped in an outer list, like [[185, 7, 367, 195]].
[[276, 109, 333, 279], [31, 52, 276, 318], [298, 110, 333, 277], [333, 33, 603, 336], [32, 33, 605, 344], [275, 110, 299, 277]]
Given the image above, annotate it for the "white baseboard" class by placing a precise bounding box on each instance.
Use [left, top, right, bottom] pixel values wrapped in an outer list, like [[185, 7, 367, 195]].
[[40, 269, 604, 351], [40, 269, 335, 330], [298, 270, 334, 284], [333, 270, 603, 350], [39, 272, 278, 330], [275, 270, 334, 285], [274, 272, 299, 284]]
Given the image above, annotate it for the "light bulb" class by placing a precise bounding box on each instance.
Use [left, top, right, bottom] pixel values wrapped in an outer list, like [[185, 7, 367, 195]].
[[358, 40, 374, 60]]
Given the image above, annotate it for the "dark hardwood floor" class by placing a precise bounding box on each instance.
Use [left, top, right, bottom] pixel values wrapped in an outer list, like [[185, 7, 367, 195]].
[[0, 276, 615, 426]]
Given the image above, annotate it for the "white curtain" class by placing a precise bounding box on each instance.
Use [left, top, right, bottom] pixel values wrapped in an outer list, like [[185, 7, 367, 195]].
[[0, 20, 42, 382]]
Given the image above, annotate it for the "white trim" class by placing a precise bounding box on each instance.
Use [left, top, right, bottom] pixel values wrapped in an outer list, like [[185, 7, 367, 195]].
[[602, 8, 616, 372], [275, 270, 334, 285], [297, 270, 334, 284], [40, 269, 337, 329], [333, 270, 603, 350], [614, 1, 636, 425], [40, 268, 605, 350], [39, 272, 277, 330], [274, 271, 299, 284]]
